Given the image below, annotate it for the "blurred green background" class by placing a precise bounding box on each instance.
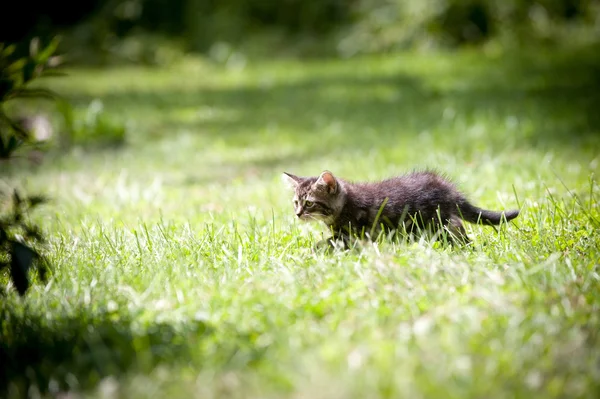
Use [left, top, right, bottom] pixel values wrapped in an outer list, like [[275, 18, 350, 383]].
[[4, 0, 599, 64]]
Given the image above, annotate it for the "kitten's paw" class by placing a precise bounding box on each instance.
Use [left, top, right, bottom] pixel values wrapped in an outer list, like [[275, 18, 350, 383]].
[[313, 237, 347, 254]]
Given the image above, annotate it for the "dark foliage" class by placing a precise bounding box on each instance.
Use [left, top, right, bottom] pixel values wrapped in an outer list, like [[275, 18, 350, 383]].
[[2, 1, 597, 63], [0, 189, 50, 296], [0, 1, 104, 44], [0, 37, 64, 159]]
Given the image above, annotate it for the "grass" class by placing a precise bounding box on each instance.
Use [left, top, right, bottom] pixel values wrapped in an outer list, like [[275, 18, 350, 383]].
[[1, 42, 600, 398]]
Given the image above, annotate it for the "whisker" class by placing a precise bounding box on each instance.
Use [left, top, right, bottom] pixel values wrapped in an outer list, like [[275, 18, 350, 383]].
[[304, 213, 327, 222]]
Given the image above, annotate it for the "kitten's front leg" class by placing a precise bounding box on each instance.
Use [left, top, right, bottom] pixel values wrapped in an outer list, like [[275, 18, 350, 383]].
[[314, 234, 350, 252]]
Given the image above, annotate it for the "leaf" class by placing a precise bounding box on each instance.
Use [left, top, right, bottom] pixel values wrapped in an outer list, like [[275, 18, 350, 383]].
[[10, 121, 30, 140], [0, 77, 14, 95], [6, 87, 59, 101], [27, 195, 48, 208], [0, 136, 23, 159], [10, 241, 39, 295], [6, 135, 23, 155], [0, 145, 10, 159], [22, 60, 38, 83], [29, 37, 40, 57], [36, 37, 61, 64], [0, 44, 16, 58], [0, 111, 32, 140], [6, 57, 27, 75]]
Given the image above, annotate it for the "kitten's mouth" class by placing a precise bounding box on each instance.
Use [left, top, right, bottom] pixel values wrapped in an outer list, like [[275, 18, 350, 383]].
[[299, 213, 326, 222]]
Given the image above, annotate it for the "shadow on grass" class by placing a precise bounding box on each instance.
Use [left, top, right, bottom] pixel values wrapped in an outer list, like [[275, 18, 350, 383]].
[[445, 44, 600, 148], [60, 43, 600, 173], [67, 73, 437, 149], [0, 305, 212, 396]]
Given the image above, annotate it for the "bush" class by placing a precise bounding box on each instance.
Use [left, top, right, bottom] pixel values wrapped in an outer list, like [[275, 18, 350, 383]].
[[6, 0, 600, 64], [0, 189, 49, 296], [0, 37, 64, 160], [337, 0, 600, 56], [0, 37, 64, 295]]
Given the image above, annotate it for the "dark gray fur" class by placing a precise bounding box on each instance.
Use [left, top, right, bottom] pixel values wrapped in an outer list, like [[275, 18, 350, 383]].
[[283, 169, 519, 247]]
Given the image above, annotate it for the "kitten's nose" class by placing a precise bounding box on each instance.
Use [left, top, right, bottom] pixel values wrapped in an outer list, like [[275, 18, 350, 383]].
[[295, 208, 303, 217]]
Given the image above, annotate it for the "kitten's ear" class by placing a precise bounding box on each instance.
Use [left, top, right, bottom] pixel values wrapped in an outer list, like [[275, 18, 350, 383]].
[[282, 172, 301, 189], [316, 170, 337, 194]]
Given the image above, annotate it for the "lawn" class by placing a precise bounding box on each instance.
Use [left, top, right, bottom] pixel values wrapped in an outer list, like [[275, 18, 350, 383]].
[[1, 43, 600, 398]]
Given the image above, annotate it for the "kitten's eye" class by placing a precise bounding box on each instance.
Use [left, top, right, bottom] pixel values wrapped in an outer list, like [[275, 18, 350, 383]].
[[293, 200, 298, 206], [304, 200, 314, 207]]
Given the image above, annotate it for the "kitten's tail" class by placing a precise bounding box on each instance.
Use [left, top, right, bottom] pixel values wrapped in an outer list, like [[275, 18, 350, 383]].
[[458, 201, 520, 225]]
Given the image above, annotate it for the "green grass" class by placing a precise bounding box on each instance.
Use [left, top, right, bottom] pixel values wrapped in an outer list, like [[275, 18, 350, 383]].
[[1, 43, 600, 398]]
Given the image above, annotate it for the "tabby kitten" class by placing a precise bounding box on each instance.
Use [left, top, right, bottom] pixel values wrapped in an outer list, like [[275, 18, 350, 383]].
[[283, 169, 519, 247]]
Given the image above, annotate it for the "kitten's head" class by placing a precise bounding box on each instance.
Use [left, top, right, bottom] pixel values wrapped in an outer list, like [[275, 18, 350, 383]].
[[282, 170, 344, 225]]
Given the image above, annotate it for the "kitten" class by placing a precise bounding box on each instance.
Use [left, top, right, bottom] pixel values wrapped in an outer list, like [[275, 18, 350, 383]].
[[282, 169, 519, 248]]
